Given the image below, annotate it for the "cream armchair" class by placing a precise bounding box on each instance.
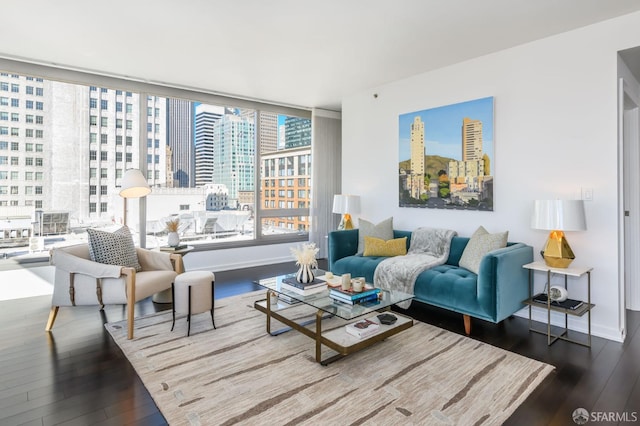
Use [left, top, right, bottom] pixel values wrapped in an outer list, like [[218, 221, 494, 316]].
[[46, 244, 184, 339]]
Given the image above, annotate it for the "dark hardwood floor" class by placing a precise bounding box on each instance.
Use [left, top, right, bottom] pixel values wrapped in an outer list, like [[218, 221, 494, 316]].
[[0, 261, 638, 426]]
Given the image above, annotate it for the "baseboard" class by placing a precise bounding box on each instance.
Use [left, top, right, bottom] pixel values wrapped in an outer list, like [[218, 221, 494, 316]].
[[513, 308, 623, 343]]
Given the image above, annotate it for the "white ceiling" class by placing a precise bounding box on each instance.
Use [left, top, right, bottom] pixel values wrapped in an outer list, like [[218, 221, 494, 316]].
[[3, 0, 640, 111]]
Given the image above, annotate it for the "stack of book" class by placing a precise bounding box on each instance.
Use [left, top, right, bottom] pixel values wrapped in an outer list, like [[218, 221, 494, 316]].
[[276, 292, 301, 305], [280, 276, 327, 296], [532, 293, 584, 310], [330, 286, 381, 305], [345, 318, 380, 338]]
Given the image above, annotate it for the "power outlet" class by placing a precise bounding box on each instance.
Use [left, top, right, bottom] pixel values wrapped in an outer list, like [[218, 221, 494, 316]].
[[582, 188, 593, 201]]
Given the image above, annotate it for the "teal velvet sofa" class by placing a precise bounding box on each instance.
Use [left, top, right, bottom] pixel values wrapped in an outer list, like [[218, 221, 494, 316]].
[[328, 229, 533, 334]]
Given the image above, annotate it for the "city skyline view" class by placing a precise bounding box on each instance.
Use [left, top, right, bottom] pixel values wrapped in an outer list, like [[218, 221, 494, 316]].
[[0, 71, 312, 254]]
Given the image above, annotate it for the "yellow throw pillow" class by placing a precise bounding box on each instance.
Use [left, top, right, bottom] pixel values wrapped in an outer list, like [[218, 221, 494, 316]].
[[363, 236, 408, 257]]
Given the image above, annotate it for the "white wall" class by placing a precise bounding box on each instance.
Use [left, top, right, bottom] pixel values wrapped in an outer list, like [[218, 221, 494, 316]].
[[342, 11, 640, 342]]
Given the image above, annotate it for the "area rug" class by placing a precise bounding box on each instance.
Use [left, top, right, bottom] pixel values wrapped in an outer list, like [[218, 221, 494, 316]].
[[106, 291, 553, 426]]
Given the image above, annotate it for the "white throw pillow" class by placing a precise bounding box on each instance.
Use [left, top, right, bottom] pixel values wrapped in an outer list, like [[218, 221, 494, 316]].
[[87, 226, 142, 272], [459, 226, 508, 274], [357, 217, 393, 255]]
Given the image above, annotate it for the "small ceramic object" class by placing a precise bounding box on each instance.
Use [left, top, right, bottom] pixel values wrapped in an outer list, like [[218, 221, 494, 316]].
[[549, 285, 569, 302], [352, 278, 364, 292], [341, 273, 351, 290]]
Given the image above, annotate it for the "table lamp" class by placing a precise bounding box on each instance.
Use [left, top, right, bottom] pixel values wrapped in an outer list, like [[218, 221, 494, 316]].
[[120, 169, 151, 226], [332, 194, 360, 230], [531, 199, 586, 268]]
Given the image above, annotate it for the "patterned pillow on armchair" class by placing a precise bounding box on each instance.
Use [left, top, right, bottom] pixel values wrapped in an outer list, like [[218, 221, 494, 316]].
[[86, 226, 142, 272]]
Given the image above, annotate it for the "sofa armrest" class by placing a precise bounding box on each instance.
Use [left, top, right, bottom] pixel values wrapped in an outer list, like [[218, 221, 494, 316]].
[[328, 229, 359, 271], [477, 243, 533, 322], [51, 248, 123, 279]]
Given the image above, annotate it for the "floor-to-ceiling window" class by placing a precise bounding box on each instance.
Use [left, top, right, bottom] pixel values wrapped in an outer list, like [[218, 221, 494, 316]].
[[0, 62, 311, 261]]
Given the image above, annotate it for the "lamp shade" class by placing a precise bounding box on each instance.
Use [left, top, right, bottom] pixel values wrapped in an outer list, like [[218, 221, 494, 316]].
[[119, 169, 151, 199], [332, 194, 361, 215], [531, 199, 586, 231]]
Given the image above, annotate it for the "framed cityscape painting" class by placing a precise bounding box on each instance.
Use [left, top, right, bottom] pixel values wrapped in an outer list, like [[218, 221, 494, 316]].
[[398, 96, 494, 211]]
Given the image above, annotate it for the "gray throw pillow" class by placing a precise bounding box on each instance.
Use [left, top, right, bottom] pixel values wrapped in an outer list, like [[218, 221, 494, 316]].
[[87, 226, 142, 272], [357, 217, 394, 255], [459, 226, 508, 274]]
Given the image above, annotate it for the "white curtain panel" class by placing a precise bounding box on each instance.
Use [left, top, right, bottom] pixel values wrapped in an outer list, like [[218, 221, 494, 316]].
[[309, 109, 342, 259]]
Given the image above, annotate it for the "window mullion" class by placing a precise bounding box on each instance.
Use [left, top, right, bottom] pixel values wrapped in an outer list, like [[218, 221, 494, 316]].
[[137, 91, 148, 247]]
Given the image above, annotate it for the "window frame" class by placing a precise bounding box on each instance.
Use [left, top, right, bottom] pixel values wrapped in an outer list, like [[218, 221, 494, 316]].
[[0, 58, 312, 251]]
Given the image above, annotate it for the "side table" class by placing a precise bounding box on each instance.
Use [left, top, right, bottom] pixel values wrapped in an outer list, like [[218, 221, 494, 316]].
[[153, 246, 194, 303], [523, 261, 594, 347]]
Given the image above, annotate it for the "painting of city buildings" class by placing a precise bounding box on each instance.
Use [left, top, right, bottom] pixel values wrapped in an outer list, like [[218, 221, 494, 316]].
[[398, 97, 494, 211]]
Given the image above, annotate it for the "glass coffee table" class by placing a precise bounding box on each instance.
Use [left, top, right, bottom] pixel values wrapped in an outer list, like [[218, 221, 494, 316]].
[[253, 270, 414, 365]]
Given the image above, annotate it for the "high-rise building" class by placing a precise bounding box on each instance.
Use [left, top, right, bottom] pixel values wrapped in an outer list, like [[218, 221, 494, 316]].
[[167, 99, 194, 188], [284, 117, 311, 148], [56, 82, 93, 221], [409, 116, 425, 199], [194, 104, 224, 187], [1, 75, 60, 219], [0, 72, 168, 228], [212, 115, 255, 205], [258, 111, 278, 154], [462, 117, 483, 161], [239, 109, 277, 154]]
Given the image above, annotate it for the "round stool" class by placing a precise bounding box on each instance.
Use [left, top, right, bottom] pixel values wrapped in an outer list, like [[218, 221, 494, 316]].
[[171, 271, 216, 336]]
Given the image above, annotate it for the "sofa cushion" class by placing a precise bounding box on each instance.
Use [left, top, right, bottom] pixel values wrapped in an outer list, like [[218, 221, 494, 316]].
[[363, 236, 407, 257], [459, 226, 508, 274], [413, 264, 483, 314], [357, 217, 393, 254], [87, 226, 142, 272], [332, 255, 387, 284]]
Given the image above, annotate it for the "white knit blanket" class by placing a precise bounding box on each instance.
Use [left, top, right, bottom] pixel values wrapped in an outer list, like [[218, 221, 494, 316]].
[[374, 227, 457, 309]]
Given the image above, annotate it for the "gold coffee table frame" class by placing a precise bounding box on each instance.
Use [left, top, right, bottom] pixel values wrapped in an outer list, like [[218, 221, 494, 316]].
[[254, 273, 414, 365]]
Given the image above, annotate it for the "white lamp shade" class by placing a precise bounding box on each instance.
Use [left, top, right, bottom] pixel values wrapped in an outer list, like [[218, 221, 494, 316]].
[[119, 169, 151, 198], [332, 194, 361, 215], [531, 199, 587, 231]]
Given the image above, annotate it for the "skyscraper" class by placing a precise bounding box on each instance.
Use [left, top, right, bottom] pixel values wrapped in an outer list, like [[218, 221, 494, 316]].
[[258, 111, 278, 154], [212, 115, 255, 205], [238, 109, 277, 154], [194, 104, 224, 187], [167, 99, 194, 188], [284, 117, 311, 148]]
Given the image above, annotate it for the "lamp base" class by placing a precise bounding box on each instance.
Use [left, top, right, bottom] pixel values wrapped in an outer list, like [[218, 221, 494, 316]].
[[542, 231, 575, 268], [338, 214, 354, 230]]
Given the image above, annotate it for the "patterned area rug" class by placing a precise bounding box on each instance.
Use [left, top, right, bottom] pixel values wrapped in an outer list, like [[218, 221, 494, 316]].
[[106, 291, 553, 426]]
